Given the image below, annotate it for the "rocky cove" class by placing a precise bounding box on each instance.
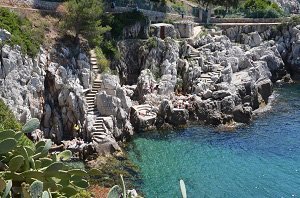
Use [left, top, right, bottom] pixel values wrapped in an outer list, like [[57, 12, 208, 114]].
[[1, 16, 300, 191]]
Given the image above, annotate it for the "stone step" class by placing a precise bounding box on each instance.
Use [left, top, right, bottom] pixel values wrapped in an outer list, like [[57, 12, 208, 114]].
[[90, 57, 97, 61], [189, 54, 200, 58], [94, 126, 105, 130], [94, 123, 105, 127], [94, 127, 105, 131], [204, 79, 213, 83], [86, 93, 96, 97], [93, 134, 107, 139], [92, 139, 105, 144], [201, 74, 211, 78], [91, 132, 107, 136]]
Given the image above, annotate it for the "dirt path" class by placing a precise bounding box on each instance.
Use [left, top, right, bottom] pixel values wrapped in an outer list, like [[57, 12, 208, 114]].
[[0, 3, 62, 13]]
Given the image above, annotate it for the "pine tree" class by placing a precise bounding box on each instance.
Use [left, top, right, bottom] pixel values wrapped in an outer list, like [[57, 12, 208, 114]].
[[62, 0, 110, 47]]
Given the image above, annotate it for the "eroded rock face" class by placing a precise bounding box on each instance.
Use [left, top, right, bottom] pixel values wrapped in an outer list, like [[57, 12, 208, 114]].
[[43, 53, 87, 142], [0, 44, 44, 123], [96, 74, 133, 139], [0, 30, 91, 143], [273, 0, 300, 14], [119, 37, 179, 100]]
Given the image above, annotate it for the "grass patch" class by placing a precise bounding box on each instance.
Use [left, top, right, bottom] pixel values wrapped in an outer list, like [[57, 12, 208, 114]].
[[0, 8, 44, 57], [95, 46, 111, 73]]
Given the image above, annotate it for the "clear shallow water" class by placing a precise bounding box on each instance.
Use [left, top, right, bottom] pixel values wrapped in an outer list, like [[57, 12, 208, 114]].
[[128, 84, 300, 198]]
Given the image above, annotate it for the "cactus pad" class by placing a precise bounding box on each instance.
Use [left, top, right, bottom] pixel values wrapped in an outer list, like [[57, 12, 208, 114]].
[[0, 178, 6, 192], [0, 138, 17, 154], [8, 155, 24, 172], [22, 118, 40, 134], [30, 180, 43, 198], [57, 150, 72, 161], [107, 185, 122, 198], [0, 130, 16, 141]]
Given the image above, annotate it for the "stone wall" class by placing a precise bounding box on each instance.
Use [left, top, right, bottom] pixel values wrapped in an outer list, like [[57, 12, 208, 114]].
[[110, 7, 201, 23], [210, 17, 287, 24], [174, 22, 195, 38], [32, 0, 60, 10]]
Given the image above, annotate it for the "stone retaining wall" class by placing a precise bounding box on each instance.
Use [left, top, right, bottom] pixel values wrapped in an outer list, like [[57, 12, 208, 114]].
[[32, 0, 60, 10], [110, 7, 201, 23], [210, 17, 288, 24]]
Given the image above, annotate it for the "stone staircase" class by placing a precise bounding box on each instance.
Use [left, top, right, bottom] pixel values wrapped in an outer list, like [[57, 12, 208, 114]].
[[86, 50, 108, 144], [187, 49, 224, 85]]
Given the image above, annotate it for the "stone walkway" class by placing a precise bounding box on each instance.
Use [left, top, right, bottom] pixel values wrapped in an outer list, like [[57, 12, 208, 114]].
[[188, 48, 224, 85], [133, 104, 156, 119], [86, 50, 109, 144]]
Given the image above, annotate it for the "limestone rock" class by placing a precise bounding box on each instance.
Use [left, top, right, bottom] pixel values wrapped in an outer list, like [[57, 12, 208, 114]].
[[168, 109, 189, 126], [96, 91, 121, 117], [256, 78, 273, 104], [0, 29, 11, 42], [233, 105, 252, 123]]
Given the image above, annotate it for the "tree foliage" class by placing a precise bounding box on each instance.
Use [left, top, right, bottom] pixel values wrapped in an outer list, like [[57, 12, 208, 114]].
[[62, 0, 110, 47], [243, 0, 283, 18]]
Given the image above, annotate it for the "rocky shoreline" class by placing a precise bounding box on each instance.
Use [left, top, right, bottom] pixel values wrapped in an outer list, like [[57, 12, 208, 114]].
[[1, 21, 300, 157]]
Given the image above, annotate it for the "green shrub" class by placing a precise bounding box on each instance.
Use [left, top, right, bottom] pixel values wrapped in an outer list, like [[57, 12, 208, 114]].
[[95, 46, 110, 73], [171, 1, 186, 14], [101, 40, 120, 60], [243, 0, 283, 18], [0, 8, 43, 57], [146, 37, 158, 49], [0, 99, 21, 131]]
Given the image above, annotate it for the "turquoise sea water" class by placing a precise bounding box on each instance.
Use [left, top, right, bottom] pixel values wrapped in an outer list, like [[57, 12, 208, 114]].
[[128, 84, 300, 197]]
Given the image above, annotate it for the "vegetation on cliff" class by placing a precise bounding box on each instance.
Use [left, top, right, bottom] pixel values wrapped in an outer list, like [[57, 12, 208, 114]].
[[0, 8, 43, 56]]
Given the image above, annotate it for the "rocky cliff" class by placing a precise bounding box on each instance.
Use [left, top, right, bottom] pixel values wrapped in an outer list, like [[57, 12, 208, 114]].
[[118, 24, 298, 130], [1, 21, 299, 155]]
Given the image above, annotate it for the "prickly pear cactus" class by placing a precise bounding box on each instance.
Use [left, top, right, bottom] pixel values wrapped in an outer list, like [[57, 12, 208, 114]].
[[0, 120, 98, 197], [107, 185, 122, 198], [30, 180, 43, 198], [22, 118, 40, 134]]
